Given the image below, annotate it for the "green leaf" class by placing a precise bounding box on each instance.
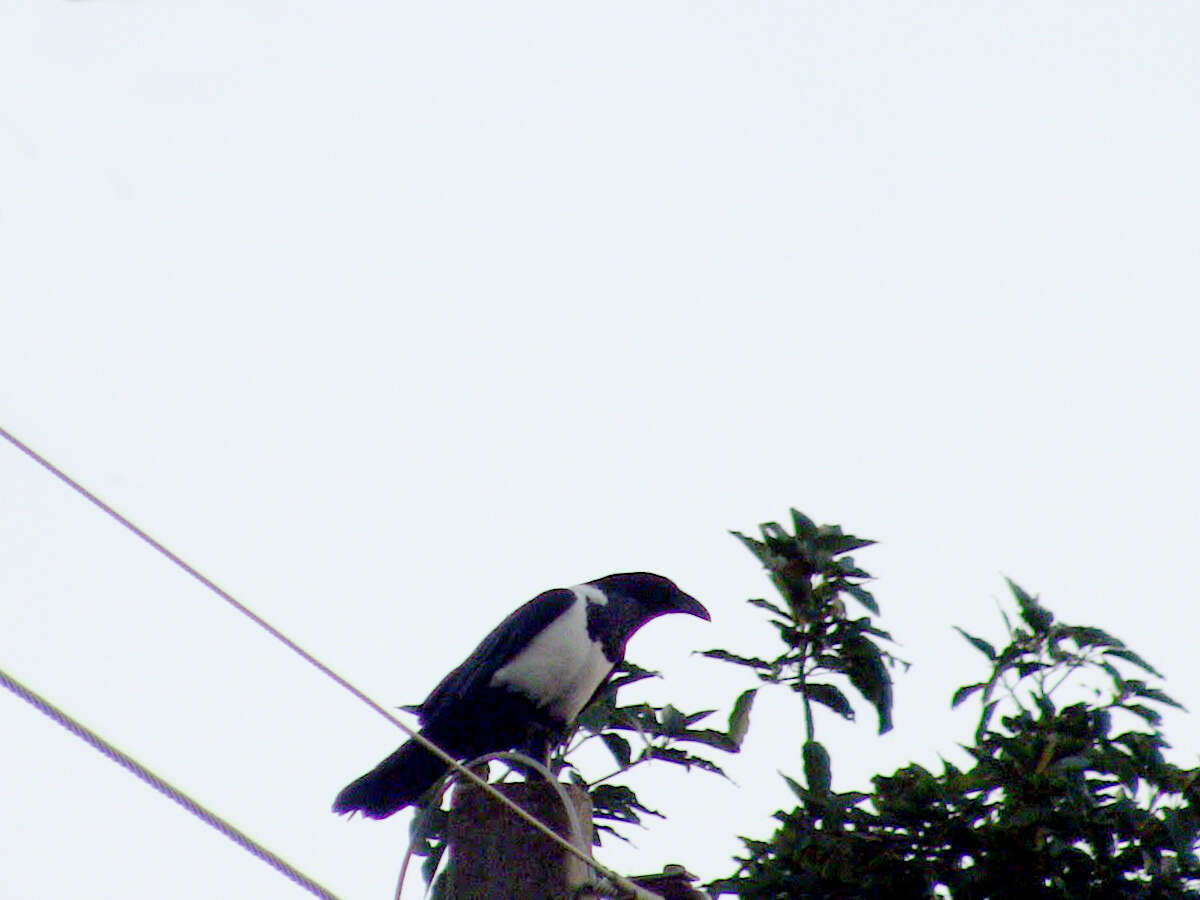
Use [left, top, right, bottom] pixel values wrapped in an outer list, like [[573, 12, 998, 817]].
[[747, 597, 790, 618], [700, 648, 775, 671], [1034, 692, 1056, 719], [802, 682, 856, 721], [842, 582, 880, 616], [803, 740, 832, 794], [1051, 754, 1091, 776], [661, 705, 686, 733], [599, 732, 632, 769], [1126, 681, 1186, 710], [790, 509, 819, 539], [817, 527, 877, 555], [731, 530, 770, 564], [1007, 578, 1054, 633], [841, 633, 894, 734], [644, 746, 727, 775], [781, 773, 808, 803], [1064, 625, 1123, 649], [727, 688, 758, 747], [976, 698, 1000, 741], [659, 727, 737, 754], [605, 661, 661, 691], [861, 622, 894, 642], [1099, 660, 1125, 692], [606, 702, 661, 734], [833, 558, 871, 579], [954, 627, 997, 660], [590, 783, 663, 826], [1120, 703, 1163, 727], [952, 682, 987, 709], [1015, 661, 1049, 678], [1104, 647, 1164, 678]]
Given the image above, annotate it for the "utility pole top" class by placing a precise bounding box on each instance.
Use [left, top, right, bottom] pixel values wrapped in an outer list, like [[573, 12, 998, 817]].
[[442, 781, 594, 899]]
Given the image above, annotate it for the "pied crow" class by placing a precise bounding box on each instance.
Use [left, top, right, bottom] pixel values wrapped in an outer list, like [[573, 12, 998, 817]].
[[333, 572, 709, 819]]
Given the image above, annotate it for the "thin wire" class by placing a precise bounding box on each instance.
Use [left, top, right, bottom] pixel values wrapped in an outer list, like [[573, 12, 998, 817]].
[[0, 665, 341, 900], [0, 425, 656, 900]]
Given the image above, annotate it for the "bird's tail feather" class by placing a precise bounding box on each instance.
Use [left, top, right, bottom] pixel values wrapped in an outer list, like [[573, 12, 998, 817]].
[[332, 736, 450, 819]]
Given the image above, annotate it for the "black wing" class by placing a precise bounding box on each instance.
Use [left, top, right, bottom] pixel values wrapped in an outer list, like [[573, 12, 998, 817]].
[[416, 588, 576, 723]]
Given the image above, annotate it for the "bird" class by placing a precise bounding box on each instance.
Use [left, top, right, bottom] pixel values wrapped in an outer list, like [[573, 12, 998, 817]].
[[333, 572, 709, 819]]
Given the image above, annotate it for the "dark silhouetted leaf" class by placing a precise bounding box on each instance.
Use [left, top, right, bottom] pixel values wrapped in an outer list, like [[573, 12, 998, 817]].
[[1120, 703, 1163, 727], [590, 783, 663, 830], [803, 682, 856, 720], [644, 746, 726, 775], [606, 661, 661, 691], [842, 582, 880, 615], [952, 682, 986, 709], [1105, 647, 1164, 678], [1126, 680, 1185, 710], [1015, 661, 1049, 678], [747, 597, 789, 618], [803, 740, 832, 794], [731, 530, 770, 564], [1065, 625, 1122, 649], [661, 705, 686, 733], [599, 732, 632, 769], [728, 689, 758, 747], [790, 509, 819, 539], [976, 698, 1000, 741], [841, 633, 894, 733], [954, 626, 997, 660], [1008, 578, 1054, 632], [700, 648, 774, 671]]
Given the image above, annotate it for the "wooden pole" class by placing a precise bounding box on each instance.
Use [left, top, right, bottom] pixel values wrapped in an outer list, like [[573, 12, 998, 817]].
[[442, 781, 594, 899]]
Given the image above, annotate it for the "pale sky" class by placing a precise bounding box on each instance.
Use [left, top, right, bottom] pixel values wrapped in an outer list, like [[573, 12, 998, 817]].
[[3, 3, 1199, 898]]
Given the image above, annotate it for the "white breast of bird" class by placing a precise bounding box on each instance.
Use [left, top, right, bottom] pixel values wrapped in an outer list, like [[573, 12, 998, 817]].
[[490, 585, 614, 722]]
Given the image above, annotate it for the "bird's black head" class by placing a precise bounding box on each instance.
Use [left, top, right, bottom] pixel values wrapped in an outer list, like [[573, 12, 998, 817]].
[[588, 572, 710, 623]]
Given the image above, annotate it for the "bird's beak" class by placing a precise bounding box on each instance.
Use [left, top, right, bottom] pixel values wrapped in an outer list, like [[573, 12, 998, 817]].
[[675, 592, 711, 621]]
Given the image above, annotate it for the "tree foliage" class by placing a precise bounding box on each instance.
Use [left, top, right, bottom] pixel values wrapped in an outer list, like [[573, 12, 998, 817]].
[[414, 507, 1200, 898], [709, 511, 1200, 899]]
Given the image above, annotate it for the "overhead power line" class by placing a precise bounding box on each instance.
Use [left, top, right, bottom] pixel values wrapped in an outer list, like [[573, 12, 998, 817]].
[[0, 665, 341, 900], [0, 425, 656, 900]]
